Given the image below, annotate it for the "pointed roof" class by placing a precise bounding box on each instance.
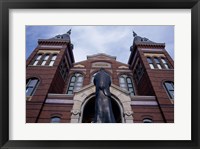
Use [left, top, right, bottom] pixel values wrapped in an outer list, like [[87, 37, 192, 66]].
[[38, 29, 72, 44], [130, 31, 165, 51], [50, 31, 71, 41]]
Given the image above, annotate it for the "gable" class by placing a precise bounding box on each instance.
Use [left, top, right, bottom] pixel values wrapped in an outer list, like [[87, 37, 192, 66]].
[[87, 53, 116, 60]]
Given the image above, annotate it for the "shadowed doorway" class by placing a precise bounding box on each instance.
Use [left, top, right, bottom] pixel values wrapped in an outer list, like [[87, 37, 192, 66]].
[[82, 97, 122, 123]]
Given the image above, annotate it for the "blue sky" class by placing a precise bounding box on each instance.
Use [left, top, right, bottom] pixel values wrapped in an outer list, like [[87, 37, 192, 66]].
[[26, 26, 174, 63]]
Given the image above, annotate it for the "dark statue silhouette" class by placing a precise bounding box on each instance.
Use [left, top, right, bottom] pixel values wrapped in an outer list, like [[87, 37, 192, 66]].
[[93, 68, 116, 123]]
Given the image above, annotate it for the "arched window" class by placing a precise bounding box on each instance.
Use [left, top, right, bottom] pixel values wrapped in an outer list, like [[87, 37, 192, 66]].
[[26, 78, 39, 96], [41, 54, 49, 66], [164, 81, 174, 99], [154, 57, 162, 69], [90, 72, 97, 83], [147, 57, 154, 69], [161, 58, 169, 69], [143, 118, 153, 123], [119, 75, 135, 96], [33, 54, 42, 66], [49, 54, 57, 66], [67, 73, 84, 94], [50, 116, 61, 123]]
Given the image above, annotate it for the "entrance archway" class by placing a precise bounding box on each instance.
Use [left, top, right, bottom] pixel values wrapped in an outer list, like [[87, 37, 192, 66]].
[[70, 84, 133, 123], [81, 96, 122, 123]]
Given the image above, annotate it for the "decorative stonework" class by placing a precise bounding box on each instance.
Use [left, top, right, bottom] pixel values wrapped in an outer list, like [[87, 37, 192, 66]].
[[118, 65, 129, 69], [45, 99, 74, 104], [70, 83, 134, 123], [144, 53, 165, 57], [92, 62, 111, 68], [39, 45, 63, 49], [74, 64, 85, 68], [37, 50, 60, 54]]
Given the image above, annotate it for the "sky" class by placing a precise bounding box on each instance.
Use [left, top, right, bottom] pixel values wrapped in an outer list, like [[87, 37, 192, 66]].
[[26, 26, 174, 64]]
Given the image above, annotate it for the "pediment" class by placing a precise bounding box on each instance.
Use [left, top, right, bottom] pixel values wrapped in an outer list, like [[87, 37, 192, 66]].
[[87, 53, 116, 60]]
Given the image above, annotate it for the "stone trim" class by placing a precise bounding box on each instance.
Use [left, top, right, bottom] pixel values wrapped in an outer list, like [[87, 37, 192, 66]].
[[37, 50, 60, 54], [144, 53, 165, 57], [45, 99, 74, 104], [131, 101, 158, 106], [47, 93, 74, 99], [70, 83, 133, 123], [131, 96, 156, 101], [39, 45, 63, 49]]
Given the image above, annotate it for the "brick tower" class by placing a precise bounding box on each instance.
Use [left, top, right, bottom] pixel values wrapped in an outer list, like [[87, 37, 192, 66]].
[[26, 30, 74, 123], [128, 31, 174, 123], [26, 30, 174, 123]]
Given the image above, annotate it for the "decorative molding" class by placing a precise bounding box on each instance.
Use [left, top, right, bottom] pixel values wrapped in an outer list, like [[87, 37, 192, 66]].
[[131, 101, 158, 106], [124, 111, 133, 116], [92, 62, 111, 68], [141, 48, 164, 52], [144, 53, 165, 57], [47, 93, 74, 99], [39, 45, 63, 49], [37, 49, 60, 54], [74, 64, 85, 68], [45, 99, 74, 104], [131, 96, 156, 101], [70, 83, 133, 123], [70, 69, 87, 74], [116, 70, 132, 73], [118, 65, 129, 69], [71, 110, 80, 115]]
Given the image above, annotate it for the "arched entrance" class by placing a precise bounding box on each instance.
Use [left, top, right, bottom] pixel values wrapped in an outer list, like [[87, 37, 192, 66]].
[[81, 96, 122, 123], [70, 84, 133, 123]]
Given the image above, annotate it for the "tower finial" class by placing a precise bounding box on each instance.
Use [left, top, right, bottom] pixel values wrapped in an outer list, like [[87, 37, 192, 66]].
[[67, 29, 71, 35], [132, 30, 137, 37]]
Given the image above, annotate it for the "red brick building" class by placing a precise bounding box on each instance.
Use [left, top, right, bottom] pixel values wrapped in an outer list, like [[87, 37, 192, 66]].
[[26, 31, 174, 123]]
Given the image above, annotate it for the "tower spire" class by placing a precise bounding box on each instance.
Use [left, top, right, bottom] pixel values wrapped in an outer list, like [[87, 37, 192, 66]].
[[132, 30, 137, 37], [67, 29, 71, 35]]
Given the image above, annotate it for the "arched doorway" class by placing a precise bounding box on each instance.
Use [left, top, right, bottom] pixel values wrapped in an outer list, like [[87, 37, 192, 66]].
[[82, 96, 122, 123], [70, 84, 133, 123]]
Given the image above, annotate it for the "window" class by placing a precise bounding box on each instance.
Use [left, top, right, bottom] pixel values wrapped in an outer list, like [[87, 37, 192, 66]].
[[143, 118, 153, 123], [161, 58, 169, 69], [41, 54, 49, 66], [147, 57, 154, 69], [33, 54, 42, 66], [119, 76, 127, 90], [26, 78, 39, 96], [154, 57, 162, 69], [134, 61, 144, 83], [91, 72, 97, 83], [50, 116, 61, 123], [59, 57, 68, 80], [164, 81, 174, 99], [49, 54, 57, 66], [119, 75, 135, 96], [67, 73, 84, 94]]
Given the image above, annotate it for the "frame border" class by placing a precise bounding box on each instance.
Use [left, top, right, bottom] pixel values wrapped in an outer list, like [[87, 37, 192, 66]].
[[0, 0, 199, 148]]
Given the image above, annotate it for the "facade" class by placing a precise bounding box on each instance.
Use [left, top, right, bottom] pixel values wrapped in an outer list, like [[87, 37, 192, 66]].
[[26, 31, 174, 123]]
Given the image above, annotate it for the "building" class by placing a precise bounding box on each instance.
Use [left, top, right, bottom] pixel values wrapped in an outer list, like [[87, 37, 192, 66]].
[[26, 30, 174, 123]]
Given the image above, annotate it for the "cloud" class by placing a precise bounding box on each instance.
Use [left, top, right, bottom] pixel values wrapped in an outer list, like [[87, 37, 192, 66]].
[[26, 26, 174, 63]]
